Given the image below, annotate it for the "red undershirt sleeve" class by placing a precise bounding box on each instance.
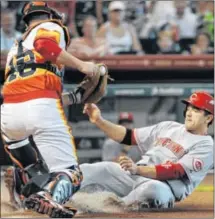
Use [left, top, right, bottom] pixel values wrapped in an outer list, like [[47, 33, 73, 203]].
[[34, 39, 62, 62], [155, 162, 186, 180]]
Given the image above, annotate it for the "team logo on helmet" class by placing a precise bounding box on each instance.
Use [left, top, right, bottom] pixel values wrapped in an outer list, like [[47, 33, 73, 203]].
[[190, 93, 198, 102]]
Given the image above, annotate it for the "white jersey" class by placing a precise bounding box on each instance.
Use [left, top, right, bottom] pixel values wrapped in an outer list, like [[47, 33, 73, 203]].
[[134, 121, 214, 201]]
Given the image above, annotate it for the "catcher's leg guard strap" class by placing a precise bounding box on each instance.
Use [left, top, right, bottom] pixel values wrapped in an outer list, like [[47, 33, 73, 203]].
[[6, 139, 49, 174], [5, 139, 38, 168], [21, 173, 51, 198]]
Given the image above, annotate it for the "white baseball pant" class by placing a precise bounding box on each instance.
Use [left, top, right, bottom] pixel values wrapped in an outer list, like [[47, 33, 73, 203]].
[[1, 98, 78, 172], [80, 162, 175, 208]]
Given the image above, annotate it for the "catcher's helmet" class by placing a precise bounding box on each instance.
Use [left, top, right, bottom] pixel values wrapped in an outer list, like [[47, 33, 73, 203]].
[[182, 91, 214, 115], [22, 1, 63, 24]]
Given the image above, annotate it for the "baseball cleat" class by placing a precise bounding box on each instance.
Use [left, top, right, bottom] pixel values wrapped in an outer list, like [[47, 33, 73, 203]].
[[24, 191, 77, 218]]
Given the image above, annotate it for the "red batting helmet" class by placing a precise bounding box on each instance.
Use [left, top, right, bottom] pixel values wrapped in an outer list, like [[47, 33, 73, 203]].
[[182, 91, 214, 115]]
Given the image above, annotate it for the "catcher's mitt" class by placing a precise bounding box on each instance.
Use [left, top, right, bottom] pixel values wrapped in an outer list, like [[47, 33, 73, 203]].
[[76, 63, 113, 104]]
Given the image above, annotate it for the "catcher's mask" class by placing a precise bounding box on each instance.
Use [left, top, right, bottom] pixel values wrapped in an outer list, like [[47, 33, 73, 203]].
[[22, 1, 63, 24]]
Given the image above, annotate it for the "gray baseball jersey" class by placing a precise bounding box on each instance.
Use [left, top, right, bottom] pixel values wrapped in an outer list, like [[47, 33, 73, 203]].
[[135, 121, 214, 201]]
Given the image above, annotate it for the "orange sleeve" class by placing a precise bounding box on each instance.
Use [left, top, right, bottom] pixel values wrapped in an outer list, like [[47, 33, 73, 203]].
[[34, 28, 61, 44]]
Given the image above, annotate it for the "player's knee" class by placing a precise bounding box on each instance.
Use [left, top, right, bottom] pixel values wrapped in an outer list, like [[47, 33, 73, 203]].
[[80, 162, 121, 188], [81, 162, 115, 177], [102, 162, 124, 175]]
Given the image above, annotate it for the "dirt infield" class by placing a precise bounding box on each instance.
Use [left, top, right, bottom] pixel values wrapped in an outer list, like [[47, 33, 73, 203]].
[[1, 174, 214, 218]]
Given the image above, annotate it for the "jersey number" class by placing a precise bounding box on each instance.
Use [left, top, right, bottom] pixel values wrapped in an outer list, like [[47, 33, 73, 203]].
[[7, 50, 36, 82]]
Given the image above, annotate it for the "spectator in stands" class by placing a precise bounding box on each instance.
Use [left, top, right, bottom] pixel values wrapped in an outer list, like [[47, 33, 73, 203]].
[[196, 1, 214, 41], [74, 0, 108, 37], [1, 9, 21, 68], [170, 0, 198, 40], [0, 1, 8, 9], [96, 0, 110, 27], [1, 9, 21, 53], [139, 1, 175, 39], [190, 32, 214, 55], [124, 0, 145, 23], [156, 29, 181, 54], [102, 112, 141, 162], [97, 1, 144, 55], [68, 15, 109, 58], [0, 1, 21, 10], [48, 1, 78, 37], [197, 1, 214, 17]]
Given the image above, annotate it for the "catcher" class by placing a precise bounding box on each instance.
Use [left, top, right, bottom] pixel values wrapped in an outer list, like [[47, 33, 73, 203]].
[[1, 1, 109, 218]]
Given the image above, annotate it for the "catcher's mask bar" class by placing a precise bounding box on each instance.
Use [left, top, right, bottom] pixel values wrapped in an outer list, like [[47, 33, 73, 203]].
[[22, 1, 63, 24]]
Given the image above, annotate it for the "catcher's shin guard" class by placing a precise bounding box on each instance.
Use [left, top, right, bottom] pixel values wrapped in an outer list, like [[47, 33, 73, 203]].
[[24, 166, 82, 218], [5, 138, 49, 176], [4, 139, 49, 208]]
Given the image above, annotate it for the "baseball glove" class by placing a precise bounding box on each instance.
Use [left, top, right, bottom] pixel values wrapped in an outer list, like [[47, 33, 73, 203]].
[[76, 63, 113, 104]]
